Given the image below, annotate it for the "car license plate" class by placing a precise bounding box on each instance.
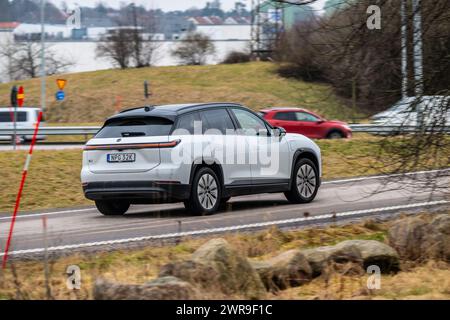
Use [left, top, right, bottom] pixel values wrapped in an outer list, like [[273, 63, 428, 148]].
[[107, 153, 136, 163]]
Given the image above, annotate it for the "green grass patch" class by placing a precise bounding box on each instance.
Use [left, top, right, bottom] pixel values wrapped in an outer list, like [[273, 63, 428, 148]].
[[0, 62, 364, 123]]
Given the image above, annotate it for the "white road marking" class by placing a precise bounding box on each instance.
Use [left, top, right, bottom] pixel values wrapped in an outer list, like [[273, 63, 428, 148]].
[[322, 168, 450, 185], [1, 200, 448, 257], [0, 168, 448, 221], [0, 208, 93, 221]]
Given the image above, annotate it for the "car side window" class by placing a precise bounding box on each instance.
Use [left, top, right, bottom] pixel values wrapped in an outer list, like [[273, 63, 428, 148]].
[[232, 108, 269, 136], [176, 112, 200, 134], [274, 112, 296, 121], [296, 112, 319, 122], [0, 111, 27, 122], [200, 108, 235, 135]]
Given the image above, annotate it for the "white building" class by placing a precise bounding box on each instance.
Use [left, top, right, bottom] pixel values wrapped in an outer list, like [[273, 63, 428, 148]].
[[196, 25, 251, 41], [13, 23, 72, 40]]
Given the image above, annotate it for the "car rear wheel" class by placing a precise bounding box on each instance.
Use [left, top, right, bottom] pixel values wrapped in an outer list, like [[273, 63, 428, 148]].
[[285, 159, 319, 204], [184, 167, 221, 216], [327, 130, 345, 139], [95, 200, 130, 216]]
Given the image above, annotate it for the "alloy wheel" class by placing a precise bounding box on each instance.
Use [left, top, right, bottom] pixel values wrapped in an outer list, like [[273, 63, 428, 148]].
[[197, 173, 218, 210], [296, 164, 317, 199]]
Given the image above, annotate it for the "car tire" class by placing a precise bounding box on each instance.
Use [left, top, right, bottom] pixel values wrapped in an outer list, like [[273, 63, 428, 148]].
[[95, 200, 130, 216], [327, 130, 345, 139], [184, 167, 221, 216], [284, 158, 319, 204], [221, 197, 231, 204]]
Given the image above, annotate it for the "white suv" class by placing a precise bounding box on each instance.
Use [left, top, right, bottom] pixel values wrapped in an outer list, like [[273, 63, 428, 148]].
[[81, 103, 322, 216]]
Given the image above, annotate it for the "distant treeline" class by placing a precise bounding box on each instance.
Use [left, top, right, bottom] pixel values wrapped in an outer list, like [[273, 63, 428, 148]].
[[276, 0, 450, 113]]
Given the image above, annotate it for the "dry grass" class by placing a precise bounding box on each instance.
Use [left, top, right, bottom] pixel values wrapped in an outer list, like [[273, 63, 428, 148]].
[[0, 214, 448, 300], [0, 62, 363, 123], [0, 218, 388, 300], [276, 261, 450, 300], [0, 150, 88, 213]]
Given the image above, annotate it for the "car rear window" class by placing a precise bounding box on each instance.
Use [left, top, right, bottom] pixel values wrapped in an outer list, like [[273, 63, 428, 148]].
[[95, 117, 174, 138], [0, 111, 27, 123]]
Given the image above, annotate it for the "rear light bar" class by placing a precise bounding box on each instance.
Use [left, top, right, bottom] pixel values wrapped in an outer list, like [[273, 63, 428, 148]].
[[83, 139, 180, 151]]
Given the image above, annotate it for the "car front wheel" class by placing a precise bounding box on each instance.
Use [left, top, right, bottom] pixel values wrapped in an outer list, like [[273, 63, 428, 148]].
[[327, 131, 345, 139], [95, 200, 130, 216], [285, 159, 319, 204]]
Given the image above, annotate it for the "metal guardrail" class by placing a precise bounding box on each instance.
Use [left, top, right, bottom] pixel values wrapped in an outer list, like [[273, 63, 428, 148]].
[[0, 127, 101, 135], [349, 124, 450, 133], [0, 125, 450, 136]]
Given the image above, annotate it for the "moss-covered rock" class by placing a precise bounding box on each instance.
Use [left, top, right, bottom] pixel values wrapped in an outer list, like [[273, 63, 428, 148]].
[[160, 238, 266, 299], [301, 240, 400, 277], [389, 214, 450, 262], [93, 276, 196, 300]]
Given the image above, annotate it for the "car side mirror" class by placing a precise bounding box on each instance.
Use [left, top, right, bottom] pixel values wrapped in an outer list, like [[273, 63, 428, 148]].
[[316, 120, 325, 124], [273, 127, 286, 138]]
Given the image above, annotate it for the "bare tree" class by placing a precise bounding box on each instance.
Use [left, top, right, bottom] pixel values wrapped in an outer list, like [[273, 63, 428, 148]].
[[96, 7, 161, 70], [0, 39, 74, 81], [274, 0, 450, 193], [96, 28, 135, 69], [172, 32, 216, 66]]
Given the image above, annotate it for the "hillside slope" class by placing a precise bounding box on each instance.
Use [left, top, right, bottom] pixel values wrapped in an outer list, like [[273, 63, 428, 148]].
[[0, 62, 361, 123]]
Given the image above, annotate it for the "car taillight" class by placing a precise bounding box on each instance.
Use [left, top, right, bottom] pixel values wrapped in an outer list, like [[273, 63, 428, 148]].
[[83, 139, 181, 151]]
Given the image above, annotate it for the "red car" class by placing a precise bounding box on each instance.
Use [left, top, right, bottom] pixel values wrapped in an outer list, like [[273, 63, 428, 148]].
[[260, 108, 352, 139]]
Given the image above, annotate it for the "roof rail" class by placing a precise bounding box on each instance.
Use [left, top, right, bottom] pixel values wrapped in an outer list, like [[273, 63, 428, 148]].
[[177, 102, 242, 112]]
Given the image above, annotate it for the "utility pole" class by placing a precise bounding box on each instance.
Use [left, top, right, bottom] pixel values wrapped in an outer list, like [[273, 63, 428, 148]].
[[412, 0, 424, 128], [11, 86, 17, 150], [400, 0, 408, 99], [412, 0, 423, 96], [131, 3, 142, 68], [40, 0, 46, 113]]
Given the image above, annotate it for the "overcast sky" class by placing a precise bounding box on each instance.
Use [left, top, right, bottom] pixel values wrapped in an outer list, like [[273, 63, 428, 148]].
[[54, 0, 327, 12]]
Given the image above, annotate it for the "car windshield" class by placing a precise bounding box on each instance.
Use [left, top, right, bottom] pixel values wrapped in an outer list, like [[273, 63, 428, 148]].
[[95, 117, 174, 138]]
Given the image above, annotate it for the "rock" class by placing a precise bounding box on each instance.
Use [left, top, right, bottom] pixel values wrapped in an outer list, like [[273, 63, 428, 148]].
[[388, 216, 430, 261], [428, 215, 450, 262], [334, 240, 400, 272], [301, 240, 400, 277], [159, 260, 220, 288], [301, 245, 361, 277], [160, 238, 266, 299], [93, 276, 196, 300], [251, 249, 312, 291], [389, 214, 450, 262]]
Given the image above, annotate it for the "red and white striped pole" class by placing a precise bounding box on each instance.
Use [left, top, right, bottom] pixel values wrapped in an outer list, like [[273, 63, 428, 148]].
[[2, 111, 43, 269]]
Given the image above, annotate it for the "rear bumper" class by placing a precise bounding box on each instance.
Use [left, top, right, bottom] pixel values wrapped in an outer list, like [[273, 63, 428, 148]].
[[83, 181, 190, 202]]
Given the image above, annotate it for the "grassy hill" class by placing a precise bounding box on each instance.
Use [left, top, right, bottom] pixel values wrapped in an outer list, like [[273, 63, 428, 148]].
[[0, 62, 363, 123]]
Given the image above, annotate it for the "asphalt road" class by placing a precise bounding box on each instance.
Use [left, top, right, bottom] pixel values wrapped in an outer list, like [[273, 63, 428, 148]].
[[0, 171, 448, 257]]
